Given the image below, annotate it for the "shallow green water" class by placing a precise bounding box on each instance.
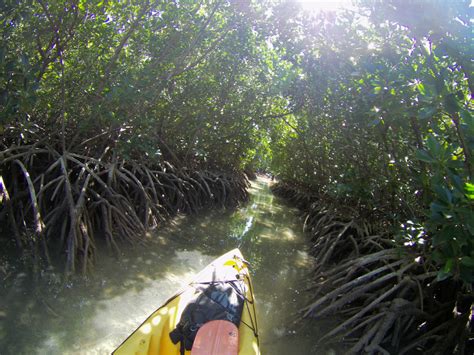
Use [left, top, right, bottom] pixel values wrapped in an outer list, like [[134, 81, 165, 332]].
[[0, 177, 338, 354]]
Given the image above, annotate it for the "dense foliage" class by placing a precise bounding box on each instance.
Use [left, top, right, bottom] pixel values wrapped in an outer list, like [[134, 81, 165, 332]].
[[1, 0, 472, 352], [1, 0, 271, 273], [268, 1, 473, 352], [268, 0, 473, 284], [1, 0, 275, 168]]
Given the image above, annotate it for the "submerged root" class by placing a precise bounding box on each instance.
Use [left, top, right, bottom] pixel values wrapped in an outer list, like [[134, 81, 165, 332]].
[[272, 182, 473, 354]]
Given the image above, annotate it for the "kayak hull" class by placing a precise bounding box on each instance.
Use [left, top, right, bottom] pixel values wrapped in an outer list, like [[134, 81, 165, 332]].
[[113, 249, 260, 355]]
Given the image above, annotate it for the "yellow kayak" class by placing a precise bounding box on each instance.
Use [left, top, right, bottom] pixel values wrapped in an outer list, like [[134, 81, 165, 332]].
[[113, 249, 260, 354]]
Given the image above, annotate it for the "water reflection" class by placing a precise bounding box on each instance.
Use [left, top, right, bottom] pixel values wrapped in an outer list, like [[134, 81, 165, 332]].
[[0, 177, 337, 354]]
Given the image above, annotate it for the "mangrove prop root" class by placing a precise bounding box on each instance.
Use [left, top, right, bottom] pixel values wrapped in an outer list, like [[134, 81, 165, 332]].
[[1, 133, 249, 275], [272, 182, 473, 354]]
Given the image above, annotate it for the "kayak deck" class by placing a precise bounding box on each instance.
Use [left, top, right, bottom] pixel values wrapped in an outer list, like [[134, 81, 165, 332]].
[[113, 249, 259, 355]]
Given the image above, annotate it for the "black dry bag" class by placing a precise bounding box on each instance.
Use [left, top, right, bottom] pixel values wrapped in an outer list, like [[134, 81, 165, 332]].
[[169, 281, 245, 354]]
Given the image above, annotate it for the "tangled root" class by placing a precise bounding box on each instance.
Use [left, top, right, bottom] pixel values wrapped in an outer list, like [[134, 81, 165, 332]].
[[272, 182, 473, 354], [0, 128, 249, 274]]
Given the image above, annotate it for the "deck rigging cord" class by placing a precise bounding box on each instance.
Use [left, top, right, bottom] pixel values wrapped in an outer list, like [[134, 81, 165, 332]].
[[192, 254, 259, 341]]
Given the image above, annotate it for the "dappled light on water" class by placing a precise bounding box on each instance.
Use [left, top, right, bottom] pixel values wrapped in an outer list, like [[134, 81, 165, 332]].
[[259, 227, 297, 241], [0, 177, 342, 354]]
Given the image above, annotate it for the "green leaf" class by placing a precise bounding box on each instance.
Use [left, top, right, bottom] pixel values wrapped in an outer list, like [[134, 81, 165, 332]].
[[444, 258, 454, 272], [437, 269, 452, 281], [444, 93, 460, 114], [415, 149, 434, 163], [434, 185, 452, 204], [465, 182, 474, 199], [430, 202, 447, 220], [460, 256, 474, 267], [446, 158, 463, 169], [461, 209, 474, 235], [448, 171, 464, 192], [369, 118, 381, 127], [426, 136, 441, 156], [459, 108, 473, 130], [432, 225, 456, 246], [416, 82, 426, 96]]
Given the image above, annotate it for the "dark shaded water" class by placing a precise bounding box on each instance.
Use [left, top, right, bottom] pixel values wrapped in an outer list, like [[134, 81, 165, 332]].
[[0, 177, 338, 354]]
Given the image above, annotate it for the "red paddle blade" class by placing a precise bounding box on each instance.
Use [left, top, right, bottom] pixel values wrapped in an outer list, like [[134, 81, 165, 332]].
[[191, 320, 239, 355]]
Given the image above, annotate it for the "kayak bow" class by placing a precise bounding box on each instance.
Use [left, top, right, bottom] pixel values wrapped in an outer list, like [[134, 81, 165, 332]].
[[113, 249, 260, 355]]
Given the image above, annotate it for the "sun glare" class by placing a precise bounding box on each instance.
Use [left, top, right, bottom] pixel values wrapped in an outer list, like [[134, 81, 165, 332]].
[[296, 0, 353, 12]]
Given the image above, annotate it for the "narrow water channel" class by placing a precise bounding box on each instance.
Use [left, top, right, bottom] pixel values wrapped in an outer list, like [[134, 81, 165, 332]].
[[0, 177, 336, 354]]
